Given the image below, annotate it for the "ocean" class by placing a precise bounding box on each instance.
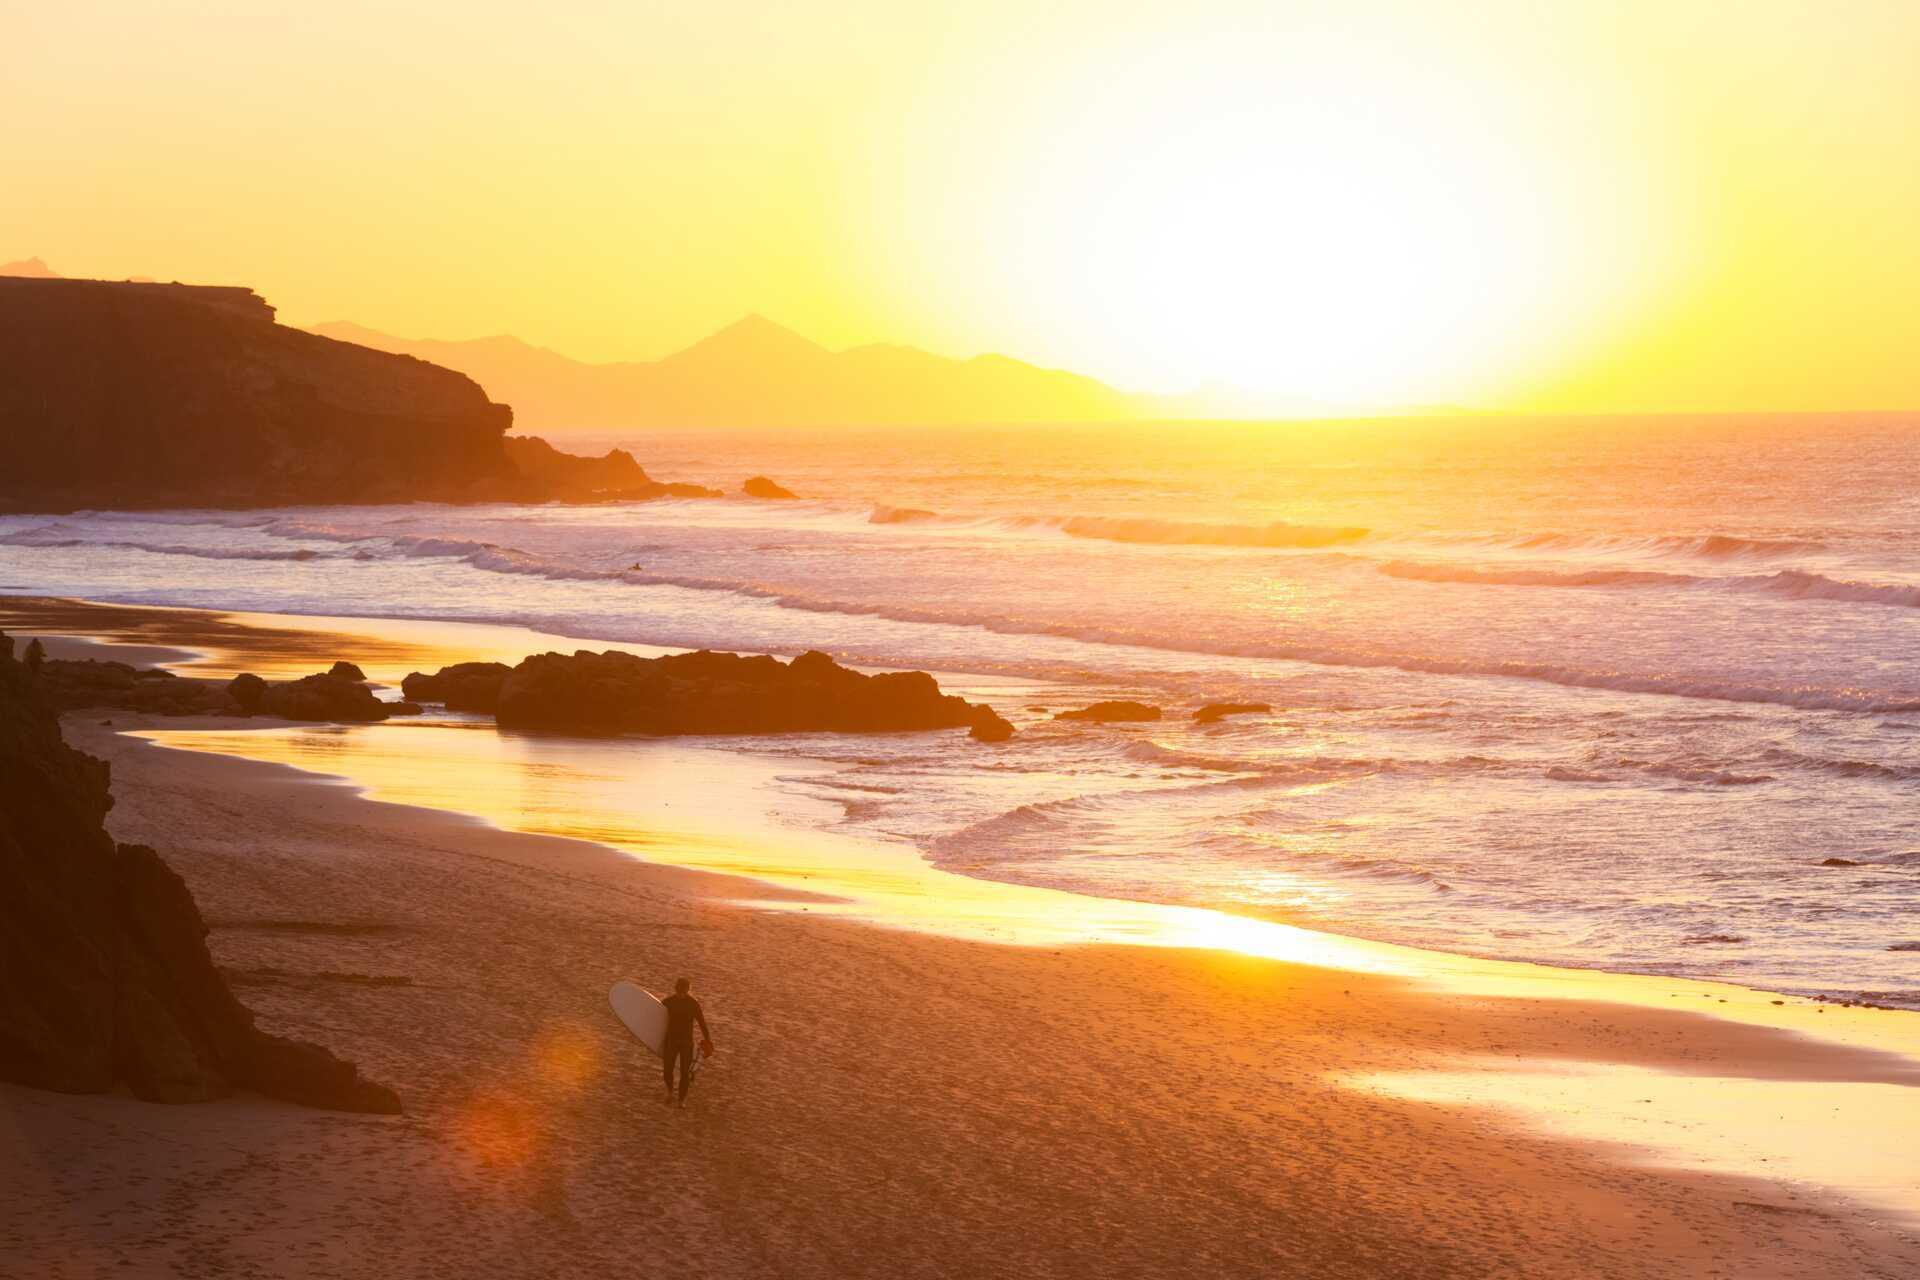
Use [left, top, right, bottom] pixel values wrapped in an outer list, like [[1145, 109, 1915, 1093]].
[[5, 415, 1917, 1005]]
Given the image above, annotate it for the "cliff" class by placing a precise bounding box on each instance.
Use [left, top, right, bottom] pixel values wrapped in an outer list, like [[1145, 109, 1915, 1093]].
[[0, 277, 521, 512], [0, 631, 400, 1111]]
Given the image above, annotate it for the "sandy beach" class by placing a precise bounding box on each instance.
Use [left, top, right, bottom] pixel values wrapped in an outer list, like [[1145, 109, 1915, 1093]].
[[3, 599, 1919, 1279]]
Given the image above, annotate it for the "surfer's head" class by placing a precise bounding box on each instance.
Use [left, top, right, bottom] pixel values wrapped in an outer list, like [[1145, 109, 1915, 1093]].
[[675, 977, 691, 994]]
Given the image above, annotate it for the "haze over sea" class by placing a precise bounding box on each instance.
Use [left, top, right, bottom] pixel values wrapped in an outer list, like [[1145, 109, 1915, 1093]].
[[6, 415, 1917, 1006]]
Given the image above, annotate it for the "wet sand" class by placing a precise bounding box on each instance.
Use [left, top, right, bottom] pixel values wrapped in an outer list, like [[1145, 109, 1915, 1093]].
[[3, 597, 1918, 1278]]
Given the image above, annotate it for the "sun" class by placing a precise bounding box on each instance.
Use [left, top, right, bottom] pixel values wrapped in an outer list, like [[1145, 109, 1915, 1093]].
[[889, 24, 1673, 412]]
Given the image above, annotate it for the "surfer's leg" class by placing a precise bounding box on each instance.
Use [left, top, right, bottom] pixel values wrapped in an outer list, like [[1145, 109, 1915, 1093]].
[[674, 1042, 693, 1103], [663, 1050, 677, 1097]]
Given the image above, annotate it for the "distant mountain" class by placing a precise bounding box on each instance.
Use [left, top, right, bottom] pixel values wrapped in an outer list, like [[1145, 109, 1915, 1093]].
[[0, 257, 61, 278], [309, 315, 1162, 429]]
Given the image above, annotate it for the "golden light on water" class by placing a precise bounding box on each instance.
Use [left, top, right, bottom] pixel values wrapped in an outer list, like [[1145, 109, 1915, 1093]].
[[136, 722, 1411, 971]]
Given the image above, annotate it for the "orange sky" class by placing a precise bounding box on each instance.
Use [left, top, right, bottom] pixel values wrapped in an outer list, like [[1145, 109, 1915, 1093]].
[[6, 2, 1918, 413]]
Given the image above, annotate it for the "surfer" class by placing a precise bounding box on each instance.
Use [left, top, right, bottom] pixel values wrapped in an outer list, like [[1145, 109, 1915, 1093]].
[[661, 977, 712, 1106]]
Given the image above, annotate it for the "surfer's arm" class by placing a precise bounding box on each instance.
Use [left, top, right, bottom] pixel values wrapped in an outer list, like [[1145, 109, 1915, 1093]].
[[694, 1002, 712, 1040]]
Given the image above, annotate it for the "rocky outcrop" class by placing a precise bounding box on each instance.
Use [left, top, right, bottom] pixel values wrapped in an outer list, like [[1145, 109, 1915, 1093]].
[[401, 661, 513, 712], [1055, 701, 1162, 723], [37, 658, 233, 716], [502, 436, 722, 502], [413, 647, 1002, 737], [967, 707, 1015, 743], [0, 632, 399, 1111], [37, 655, 396, 723], [227, 672, 269, 711], [1193, 702, 1271, 724], [258, 670, 391, 722], [742, 475, 798, 499], [0, 277, 521, 512]]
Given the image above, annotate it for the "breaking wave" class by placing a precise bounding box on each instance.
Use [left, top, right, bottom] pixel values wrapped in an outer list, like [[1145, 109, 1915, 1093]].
[[1379, 562, 1683, 589], [1734, 569, 1920, 609], [1043, 515, 1371, 550], [13, 514, 1918, 714], [1379, 561, 1920, 610], [1428, 530, 1823, 559], [865, 506, 1371, 548], [926, 786, 1454, 892], [0, 528, 322, 563]]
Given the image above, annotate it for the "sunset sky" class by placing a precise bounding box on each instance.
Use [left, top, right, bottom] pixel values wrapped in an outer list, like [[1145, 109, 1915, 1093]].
[[8, 1, 1918, 413]]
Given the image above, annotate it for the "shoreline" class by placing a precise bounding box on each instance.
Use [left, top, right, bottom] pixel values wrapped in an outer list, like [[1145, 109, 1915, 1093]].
[[4, 594, 1919, 1275], [7, 592, 1914, 1011], [6, 711, 1914, 1277], [120, 716, 1920, 1219]]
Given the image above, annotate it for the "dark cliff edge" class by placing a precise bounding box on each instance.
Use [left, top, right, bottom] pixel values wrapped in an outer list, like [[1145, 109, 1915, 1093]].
[[0, 276, 521, 512], [0, 632, 401, 1112], [0, 277, 797, 512]]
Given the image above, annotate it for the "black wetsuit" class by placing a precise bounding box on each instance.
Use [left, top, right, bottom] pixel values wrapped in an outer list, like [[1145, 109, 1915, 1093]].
[[661, 992, 709, 1101]]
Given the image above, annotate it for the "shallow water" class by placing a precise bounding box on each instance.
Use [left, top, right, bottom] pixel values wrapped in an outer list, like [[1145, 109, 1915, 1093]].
[[8, 414, 1919, 1003]]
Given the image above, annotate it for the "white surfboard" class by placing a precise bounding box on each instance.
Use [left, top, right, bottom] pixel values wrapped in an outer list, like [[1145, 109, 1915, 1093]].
[[609, 980, 670, 1058]]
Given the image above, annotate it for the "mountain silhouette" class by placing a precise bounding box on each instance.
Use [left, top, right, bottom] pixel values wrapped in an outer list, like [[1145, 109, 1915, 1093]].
[[309, 316, 1158, 429], [0, 257, 61, 278]]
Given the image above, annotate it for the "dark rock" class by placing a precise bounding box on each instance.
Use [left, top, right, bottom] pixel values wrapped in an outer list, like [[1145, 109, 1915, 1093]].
[[0, 634, 117, 1094], [259, 671, 392, 722], [402, 661, 514, 712], [244, 1032, 401, 1113], [387, 701, 424, 716], [504, 436, 645, 495], [37, 656, 389, 723], [1819, 858, 1862, 867], [493, 647, 989, 737], [968, 706, 1015, 743], [227, 672, 268, 711], [1055, 701, 1162, 723], [1194, 702, 1271, 724], [0, 277, 518, 513], [38, 658, 233, 716], [503, 435, 723, 502], [1888, 942, 1920, 953], [743, 475, 798, 499], [0, 630, 398, 1112], [0, 278, 744, 515]]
